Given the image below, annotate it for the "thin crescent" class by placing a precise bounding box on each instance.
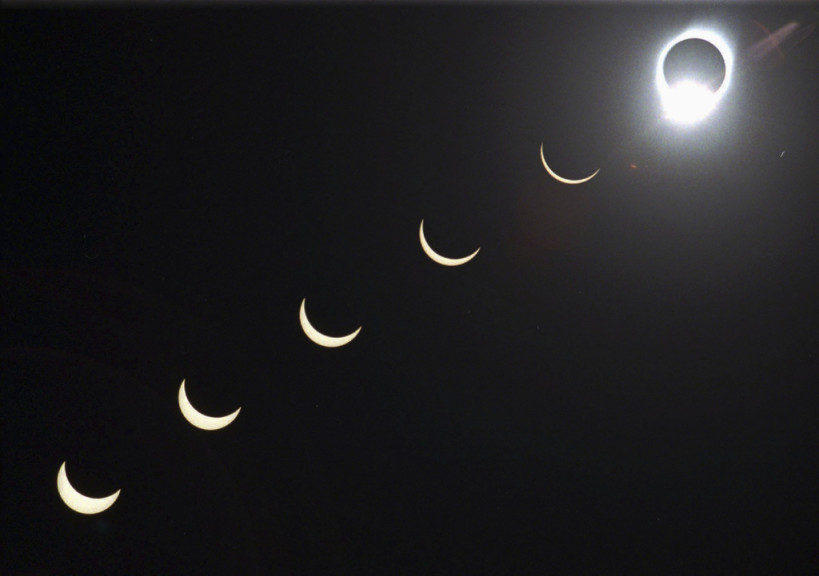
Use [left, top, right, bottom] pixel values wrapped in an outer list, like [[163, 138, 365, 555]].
[[57, 461, 120, 515], [418, 220, 480, 266], [178, 379, 241, 431], [539, 143, 600, 185], [299, 298, 361, 348]]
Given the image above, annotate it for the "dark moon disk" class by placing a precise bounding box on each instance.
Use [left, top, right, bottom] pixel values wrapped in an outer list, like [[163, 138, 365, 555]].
[[663, 38, 727, 92]]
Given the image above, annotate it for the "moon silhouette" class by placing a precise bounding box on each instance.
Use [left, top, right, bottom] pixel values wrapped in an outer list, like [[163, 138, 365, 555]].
[[178, 379, 241, 431], [418, 219, 480, 266], [299, 298, 361, 348], [57, 461, 120, 515], [539, 143, 600, 185]]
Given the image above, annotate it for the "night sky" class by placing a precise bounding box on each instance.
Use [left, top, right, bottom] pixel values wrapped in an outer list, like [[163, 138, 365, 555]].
[[2, 4, 819, 575]]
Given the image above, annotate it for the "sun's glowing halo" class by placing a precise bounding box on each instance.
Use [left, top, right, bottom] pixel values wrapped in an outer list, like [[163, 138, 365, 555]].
[[656, 29, 733, 125]]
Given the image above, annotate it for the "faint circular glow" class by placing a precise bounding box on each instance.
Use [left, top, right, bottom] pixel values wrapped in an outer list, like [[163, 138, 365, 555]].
[[656, 29, 733, 125]]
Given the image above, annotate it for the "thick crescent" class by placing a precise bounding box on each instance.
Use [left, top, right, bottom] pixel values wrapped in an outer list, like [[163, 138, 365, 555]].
[[539, 143, 600, 185], [57, 461, 120, 515], [299, 298, 361, 348], [655, 28, 734, 124], [178, 379, 241, 431], [418, 219, 480, 266]]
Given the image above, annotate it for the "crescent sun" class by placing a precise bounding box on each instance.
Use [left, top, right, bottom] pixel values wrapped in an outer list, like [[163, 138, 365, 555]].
[[300, 298, 361, 348], [540, 143, 600, 185], [57, 461, 120, 515], [418, 219, 480, 266], [178, 379, 241, 431]]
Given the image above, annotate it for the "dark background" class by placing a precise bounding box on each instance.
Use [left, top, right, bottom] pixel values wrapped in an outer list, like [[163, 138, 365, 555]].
[[2, 4, 818, 575]]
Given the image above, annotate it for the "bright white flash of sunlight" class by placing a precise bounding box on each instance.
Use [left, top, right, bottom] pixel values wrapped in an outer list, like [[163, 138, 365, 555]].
[[656, 29, 734, 126]]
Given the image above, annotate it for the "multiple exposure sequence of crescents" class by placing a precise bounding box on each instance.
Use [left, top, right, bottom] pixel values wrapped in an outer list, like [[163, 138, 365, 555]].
[[56, 143, 595, 514]]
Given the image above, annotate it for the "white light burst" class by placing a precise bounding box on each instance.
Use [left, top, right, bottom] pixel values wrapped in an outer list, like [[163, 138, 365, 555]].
[[663, 80, 718, 125], [656, 29, 733, 126]]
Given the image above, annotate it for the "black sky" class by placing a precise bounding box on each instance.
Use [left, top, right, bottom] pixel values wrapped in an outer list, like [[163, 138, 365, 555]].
[[2, 4, 819, 575]]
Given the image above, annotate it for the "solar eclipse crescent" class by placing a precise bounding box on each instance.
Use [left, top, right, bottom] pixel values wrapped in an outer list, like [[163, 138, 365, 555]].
[[57, 461, 120, 515], [178, 379, 241, 431], [299, 298, 361, 348], [418, 219, 480, 266], [539, 143, 600, 185]]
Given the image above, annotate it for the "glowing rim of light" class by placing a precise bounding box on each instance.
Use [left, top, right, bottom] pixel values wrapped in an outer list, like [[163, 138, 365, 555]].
[[656, 28, 734, 123]]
